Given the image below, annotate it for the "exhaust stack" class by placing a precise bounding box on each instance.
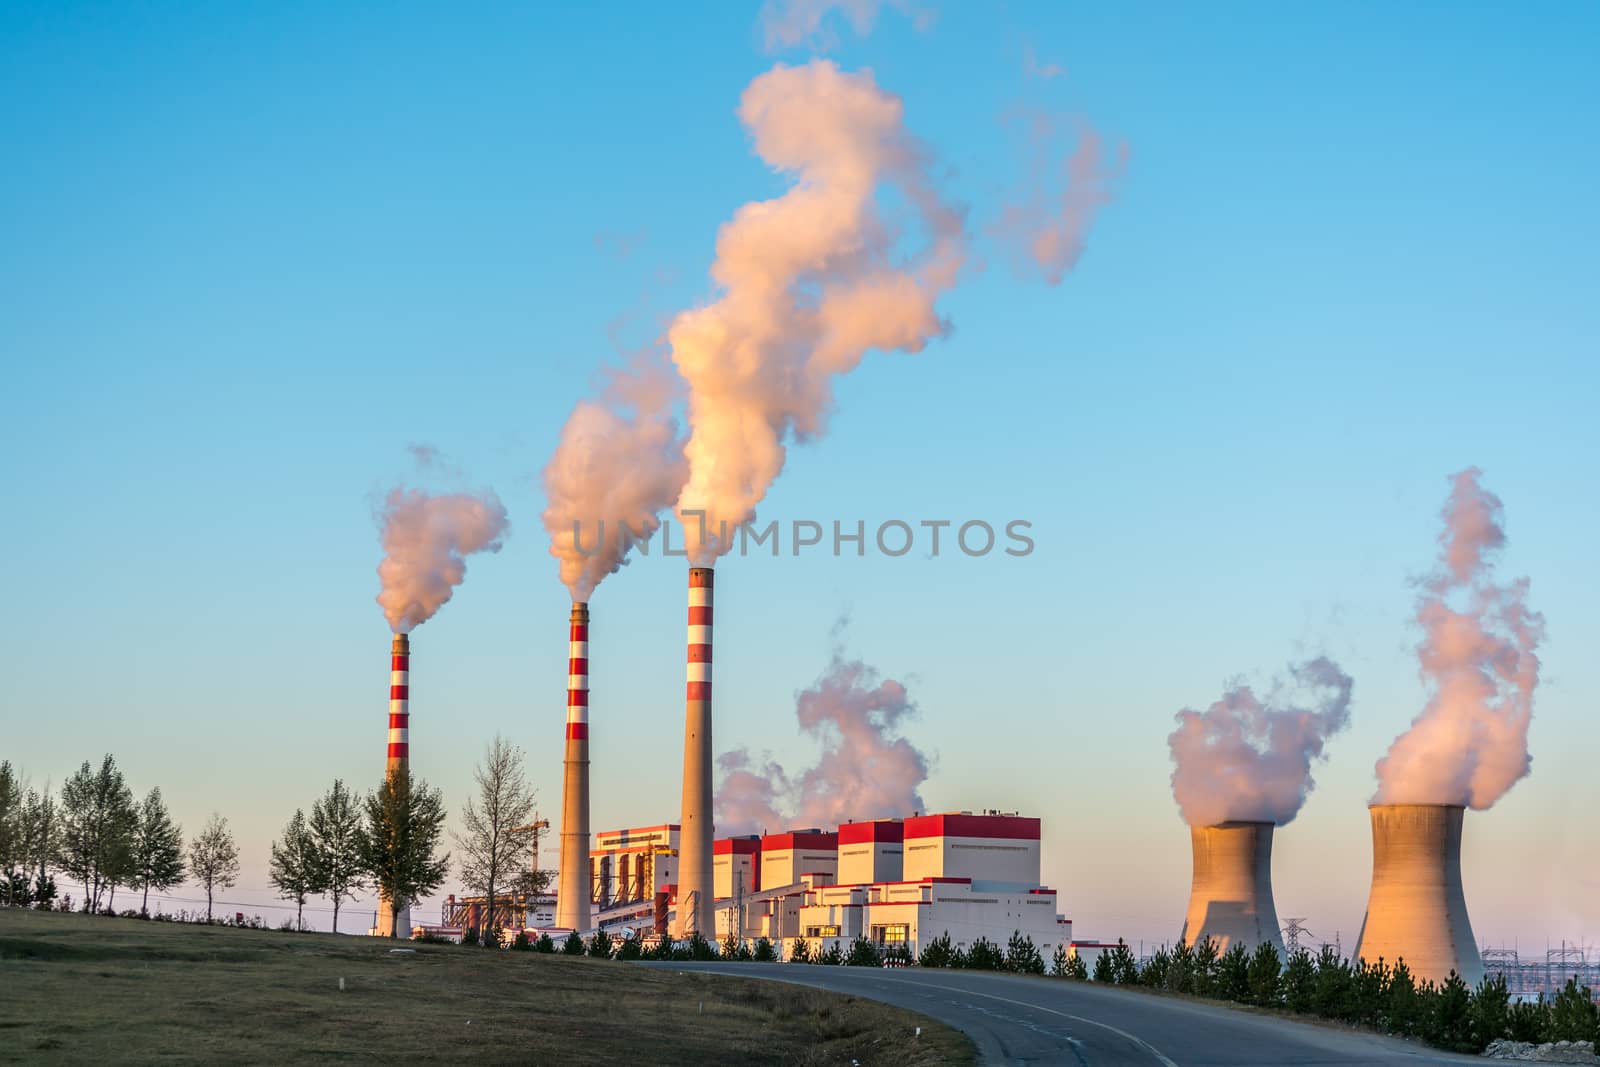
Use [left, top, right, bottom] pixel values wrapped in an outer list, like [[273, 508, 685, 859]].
[[675, 566, 714, 938], [556, 602, 592, 932], [377, 633, 411, 936], [1180, 821, 1285, 956], [1354, 804, 1484, 986]]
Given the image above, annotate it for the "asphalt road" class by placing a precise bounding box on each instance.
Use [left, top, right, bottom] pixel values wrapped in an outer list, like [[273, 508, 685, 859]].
[[645, 963, 1484, 1066]]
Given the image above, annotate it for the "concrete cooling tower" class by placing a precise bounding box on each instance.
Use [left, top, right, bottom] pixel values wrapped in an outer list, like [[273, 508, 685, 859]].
[[1354, 804, 1484, 987], [1180, 820, 1285, 956]]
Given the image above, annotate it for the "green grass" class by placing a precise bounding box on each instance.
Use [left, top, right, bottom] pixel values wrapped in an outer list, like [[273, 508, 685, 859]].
[[0, 909, 972, 1065]]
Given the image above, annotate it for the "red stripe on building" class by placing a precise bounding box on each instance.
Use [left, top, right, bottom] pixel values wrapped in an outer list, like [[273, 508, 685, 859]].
[[903, 813, 1042, 841], [388, 713, 409, 729], [689, 568, 714, 589], [837, 820, 904, 845], [565, 723, 588, 740], [390, 685, 408, 700], [687, 644, 712, 663], [687, 605, 713, 626], [387, 742, 409, 757], [714, 836, 762, 855], [761, 831, 838, 851], [568, 690, 589, 706], [391, 656, 409, 671], [570, 624, 587, 641], [686, 681, 711, 701]]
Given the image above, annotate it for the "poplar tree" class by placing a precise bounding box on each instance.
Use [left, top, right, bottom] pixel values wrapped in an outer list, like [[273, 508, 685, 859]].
[[268, 809, 321, 930], [188, 813, 240, 922], [309, 779, 366, 934], [130, 787, 186, 916], [359, 770, 448, 939], [454, 735, 537, 942]]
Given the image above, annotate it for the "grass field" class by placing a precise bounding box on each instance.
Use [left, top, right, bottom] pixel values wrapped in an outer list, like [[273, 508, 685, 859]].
[[0, 909, 973, 1065]]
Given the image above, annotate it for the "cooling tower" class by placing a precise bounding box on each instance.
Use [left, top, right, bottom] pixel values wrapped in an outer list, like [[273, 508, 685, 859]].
[[674, 566, 714, 938], [377, 633, 411, 937], [1179, 820, 1285, 956], [1354, 804, 1483, 987], [556, 602, 592, 932]]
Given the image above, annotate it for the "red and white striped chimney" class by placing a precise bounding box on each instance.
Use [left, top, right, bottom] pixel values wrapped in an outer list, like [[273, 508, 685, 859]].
[[387, 633, 410, 774], [556, 602, 592, 932], [675, 567, 714, 938], [378, 632, 411, 936]]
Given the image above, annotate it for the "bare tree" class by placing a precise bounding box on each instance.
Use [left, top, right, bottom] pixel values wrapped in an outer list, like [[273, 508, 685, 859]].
[[188, 813, 239, 922], [454, 736, 538, 942]]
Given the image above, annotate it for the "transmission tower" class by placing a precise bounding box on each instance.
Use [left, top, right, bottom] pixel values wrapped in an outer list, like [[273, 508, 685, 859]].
[[1281, 917, 1313, 956]]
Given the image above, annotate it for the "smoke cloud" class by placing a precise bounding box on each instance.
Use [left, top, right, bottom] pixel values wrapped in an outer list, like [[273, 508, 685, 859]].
[[995, 110, 1126, 286], [716, 646, 929, 836], [375, 487, 509, 633], [669, 60, 966, 562], [1168, 656, 1354, 827], [541, 357, 688, 602], [759, 0, 925, 51], [1373, 468, 1544, 808]]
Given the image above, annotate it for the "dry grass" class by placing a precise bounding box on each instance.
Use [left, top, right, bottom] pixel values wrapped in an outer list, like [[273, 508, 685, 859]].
[[0, 909, 971, 1065]]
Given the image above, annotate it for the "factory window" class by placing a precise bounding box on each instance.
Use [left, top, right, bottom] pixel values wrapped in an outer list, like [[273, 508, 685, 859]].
[[806, 924, 841, 937], [873, 924, 909, 944]]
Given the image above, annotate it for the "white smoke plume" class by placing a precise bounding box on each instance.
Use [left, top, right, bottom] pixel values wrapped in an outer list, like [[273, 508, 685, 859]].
[[669, 60, 966, 562], [1373, 468, 1544, 808], [758, 0, 926, 51], [541, 357, 688, 602], [716, 646, 929, 836], [375, 487, 509, 633], [994, 110, 1126, 286], [1168, 657, 1354, 827]]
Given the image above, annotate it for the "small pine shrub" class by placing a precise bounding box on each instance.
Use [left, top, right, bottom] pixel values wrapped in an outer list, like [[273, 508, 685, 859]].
[[1006, 931, 1046, 975], [918, 932, 955, 969], [562, 931, 585, 956], [588, 929, 614, 959], [788, 938, 812, 964], [510, 931, 531, 952], [753, 937, 777, 963], [845, 936, 881, 968], [818, 942, 844, 966], [965, 937, 1005, 972]]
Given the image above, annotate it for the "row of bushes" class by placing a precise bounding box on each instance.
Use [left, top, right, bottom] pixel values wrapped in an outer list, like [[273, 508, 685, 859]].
[[1078, 937, 1600, 1054]]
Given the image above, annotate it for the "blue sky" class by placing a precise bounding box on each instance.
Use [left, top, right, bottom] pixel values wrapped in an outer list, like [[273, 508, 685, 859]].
[[2, 2, 1596, 945]]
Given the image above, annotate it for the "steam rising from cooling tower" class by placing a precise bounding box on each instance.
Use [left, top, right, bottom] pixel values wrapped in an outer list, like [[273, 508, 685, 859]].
[[1354, 804, 1484, 987], [1179, 821, 1285, 956], [715, 641, 929, 836], [1374, 469, 1544, 808], [376, 487, 509, 632], [1168, 657, 1353, 828], [669, 60, 966, 561]]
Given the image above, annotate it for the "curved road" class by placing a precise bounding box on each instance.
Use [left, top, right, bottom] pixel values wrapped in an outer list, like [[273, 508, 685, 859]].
[[645, 963, 1482, 1065]]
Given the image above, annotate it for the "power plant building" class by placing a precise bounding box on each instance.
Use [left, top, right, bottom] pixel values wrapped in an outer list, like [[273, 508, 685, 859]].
[[712, 812, 1070, 959]]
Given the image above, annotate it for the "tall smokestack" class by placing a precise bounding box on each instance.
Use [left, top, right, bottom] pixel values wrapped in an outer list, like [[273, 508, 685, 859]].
[[1355, 804, 1484, 986], [377, 633, 411, 936], [1180, 821, 1284, 956], [675, 566, 714, 938], [556, 603, 592, 932]]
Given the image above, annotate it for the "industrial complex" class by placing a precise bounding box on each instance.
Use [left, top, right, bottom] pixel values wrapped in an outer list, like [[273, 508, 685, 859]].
[[389, 568, 1573, 1003]]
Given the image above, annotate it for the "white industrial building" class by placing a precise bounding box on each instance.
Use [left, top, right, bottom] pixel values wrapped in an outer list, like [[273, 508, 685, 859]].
[[711, 813, 1071, 959]]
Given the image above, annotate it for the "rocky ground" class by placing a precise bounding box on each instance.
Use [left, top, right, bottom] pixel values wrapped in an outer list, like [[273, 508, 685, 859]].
[[1483, 1039, 1599, 1063]]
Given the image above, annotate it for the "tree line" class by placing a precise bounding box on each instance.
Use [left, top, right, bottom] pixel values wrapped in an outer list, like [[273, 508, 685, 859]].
[[1055, 936, 1598, 1056], [0, 756, 237, 921], [3, 734, 550, 939]]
